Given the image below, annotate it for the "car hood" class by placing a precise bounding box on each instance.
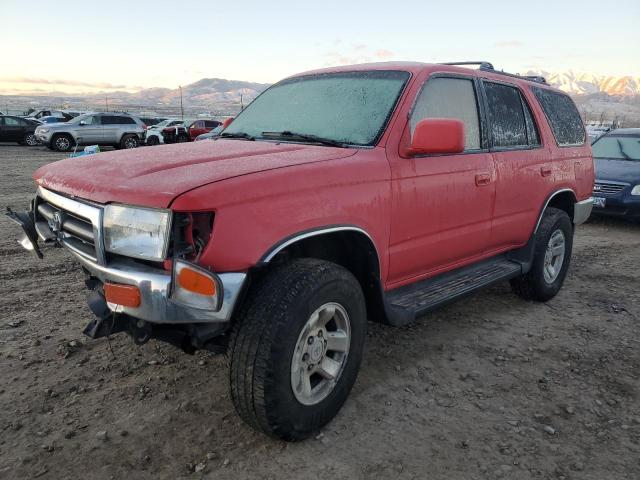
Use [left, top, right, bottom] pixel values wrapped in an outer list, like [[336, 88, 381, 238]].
[[34, 140, 357, 208], [594, 157, 640, 184]]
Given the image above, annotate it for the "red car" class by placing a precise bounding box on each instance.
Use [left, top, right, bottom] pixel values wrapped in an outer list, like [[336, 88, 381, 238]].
[[187, 119, 221, 140], [9, 61, 594, 441]]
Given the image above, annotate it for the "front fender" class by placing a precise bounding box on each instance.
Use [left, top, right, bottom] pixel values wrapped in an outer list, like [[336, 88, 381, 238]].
[[170, 149, 392, 279]]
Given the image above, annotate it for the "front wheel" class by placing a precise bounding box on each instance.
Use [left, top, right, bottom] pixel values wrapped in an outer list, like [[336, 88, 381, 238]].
[[511, 207, 573, 301], [228, 258, 366, 441], [51, 134, 73, 152]]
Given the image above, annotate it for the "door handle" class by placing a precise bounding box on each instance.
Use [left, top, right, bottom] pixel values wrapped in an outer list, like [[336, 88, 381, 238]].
[[540, 166, 553, 177], [475, 173, 491, 186]]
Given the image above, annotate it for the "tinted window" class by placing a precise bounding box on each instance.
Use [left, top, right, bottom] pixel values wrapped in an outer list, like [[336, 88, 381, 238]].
[[532, 87, 585, 146], [101, 115, 120, 125], [411, 77, 481, 150], [592, 135, 640, 161], [484, 82, 527, 147], [204, 120, 221, 128], [120, 116, 136, 125], [4, 117, 21, 126], [80, 115, 99, 125], [522, 97, 540, 146]]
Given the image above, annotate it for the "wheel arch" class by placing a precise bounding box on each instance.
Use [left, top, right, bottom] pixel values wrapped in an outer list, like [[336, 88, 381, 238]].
[[257, 226, 387, 324], [535, 188, 577, 233]]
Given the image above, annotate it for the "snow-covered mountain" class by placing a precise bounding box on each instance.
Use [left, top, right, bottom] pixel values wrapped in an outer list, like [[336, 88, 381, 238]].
[[527, 70, 640, 96]]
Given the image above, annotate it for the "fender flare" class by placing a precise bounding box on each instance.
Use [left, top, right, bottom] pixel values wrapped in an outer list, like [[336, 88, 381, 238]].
[[259, 224, 380, 265]]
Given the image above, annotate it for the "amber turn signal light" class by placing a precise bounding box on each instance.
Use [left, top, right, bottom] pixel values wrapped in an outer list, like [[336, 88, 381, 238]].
[[104, 282, 141, 308], [177, 267, 217, 296]]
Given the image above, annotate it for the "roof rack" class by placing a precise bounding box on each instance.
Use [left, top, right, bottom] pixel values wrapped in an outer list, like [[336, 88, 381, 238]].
[[439, 61, 547, 85]]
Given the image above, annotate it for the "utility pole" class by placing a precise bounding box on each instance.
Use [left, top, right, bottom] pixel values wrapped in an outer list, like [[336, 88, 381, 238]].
[[240, 94, 244, 111], [105, 95, 109, 112], [179, 86, 184, 120]]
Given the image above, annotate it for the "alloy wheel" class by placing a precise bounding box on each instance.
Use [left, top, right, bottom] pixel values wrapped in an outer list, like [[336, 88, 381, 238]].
[[290, 302, 351, 406]]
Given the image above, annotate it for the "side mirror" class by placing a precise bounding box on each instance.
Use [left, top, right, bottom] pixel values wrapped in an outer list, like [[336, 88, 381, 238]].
[[408, 118, 465, 156], [222, 117, 234, 129], [79, 121, 86, 126]]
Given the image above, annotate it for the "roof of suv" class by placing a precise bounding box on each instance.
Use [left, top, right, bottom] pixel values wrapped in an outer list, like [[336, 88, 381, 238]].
[[289, 61, 558, 91]]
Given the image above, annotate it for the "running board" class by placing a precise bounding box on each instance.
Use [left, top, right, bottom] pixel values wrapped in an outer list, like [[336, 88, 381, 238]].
[[383, 256, 523, 326]]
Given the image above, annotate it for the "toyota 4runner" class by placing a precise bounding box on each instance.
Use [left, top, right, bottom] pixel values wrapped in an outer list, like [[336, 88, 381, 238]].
[[8, 61, 594, 441]]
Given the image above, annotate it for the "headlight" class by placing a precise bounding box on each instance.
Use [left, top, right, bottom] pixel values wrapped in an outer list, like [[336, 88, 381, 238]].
[[631, 185, 640, 196], [103, 204, 171, 261], [38, 127, 50, 133]]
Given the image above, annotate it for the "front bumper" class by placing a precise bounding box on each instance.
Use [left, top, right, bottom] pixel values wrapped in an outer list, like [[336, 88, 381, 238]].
[[592, 191, 640, 220], [71, 251, 246, 324], [9, 186, 247, 325], [35, 131, 53, 145]]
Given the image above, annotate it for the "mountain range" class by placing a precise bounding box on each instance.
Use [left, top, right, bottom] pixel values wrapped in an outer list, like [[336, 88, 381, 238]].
[[527, 71, 640, 96]]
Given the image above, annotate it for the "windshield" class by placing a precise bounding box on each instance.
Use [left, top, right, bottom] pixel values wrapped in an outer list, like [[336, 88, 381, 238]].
[[223, 70, 410, 146], [592, 135, 640, 161], [153, 119, 179, 128]]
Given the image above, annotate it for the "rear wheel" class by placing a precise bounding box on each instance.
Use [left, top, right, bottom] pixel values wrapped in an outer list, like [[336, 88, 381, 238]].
[[23, 133, 38, 146], [228, 258, 366, 441], [52, 134, 73, 152], [511, 207, 573, 301], [146, 135, 159, 146], [120, 134, 139, 149]]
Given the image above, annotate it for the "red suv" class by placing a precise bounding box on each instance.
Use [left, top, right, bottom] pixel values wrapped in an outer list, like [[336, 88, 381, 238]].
[[8, 61, 594, 441]]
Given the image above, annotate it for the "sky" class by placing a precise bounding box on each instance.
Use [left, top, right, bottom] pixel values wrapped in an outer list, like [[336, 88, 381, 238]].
[[1, 0, 638, 94]]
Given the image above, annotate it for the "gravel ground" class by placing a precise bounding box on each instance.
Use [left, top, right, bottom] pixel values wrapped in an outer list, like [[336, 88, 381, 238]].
[[0, 144, 638, 480]]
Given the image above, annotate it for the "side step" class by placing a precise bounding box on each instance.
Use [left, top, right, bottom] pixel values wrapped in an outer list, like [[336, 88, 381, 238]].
[[383, 256, 523, 326]]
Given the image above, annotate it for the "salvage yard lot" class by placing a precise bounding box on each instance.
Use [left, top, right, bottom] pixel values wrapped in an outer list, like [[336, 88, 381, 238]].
[[0, 144, 638, 480]]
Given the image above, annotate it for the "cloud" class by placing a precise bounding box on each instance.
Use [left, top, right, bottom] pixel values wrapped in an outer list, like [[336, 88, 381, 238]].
[[323, 45, 395, 67], [0, 76, 141, 90], [493, 40, 524, 48], [374, 49, 395, 60]]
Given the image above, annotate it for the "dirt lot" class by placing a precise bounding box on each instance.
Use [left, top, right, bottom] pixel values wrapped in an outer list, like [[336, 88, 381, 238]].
[[0, 144, 638, 480]]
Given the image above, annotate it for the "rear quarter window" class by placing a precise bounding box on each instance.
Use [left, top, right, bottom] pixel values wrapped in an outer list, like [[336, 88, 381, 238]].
[[532, 87, 585, 146]]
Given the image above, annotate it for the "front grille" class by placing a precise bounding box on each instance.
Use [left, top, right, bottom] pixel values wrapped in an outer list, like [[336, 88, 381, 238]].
[[593, 181, 627, 195], [34, 187, 104, 264]]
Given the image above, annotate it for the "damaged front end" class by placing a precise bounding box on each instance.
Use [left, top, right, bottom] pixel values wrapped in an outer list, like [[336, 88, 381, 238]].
[[6, 187, 247, 355]]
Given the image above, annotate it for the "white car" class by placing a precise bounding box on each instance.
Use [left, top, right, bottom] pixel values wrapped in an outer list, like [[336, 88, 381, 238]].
[[144, 118, 186, 145]]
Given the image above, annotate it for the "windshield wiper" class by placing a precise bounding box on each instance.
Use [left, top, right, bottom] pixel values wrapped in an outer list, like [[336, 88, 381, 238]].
[[616, 139, 632, 160], [219, 131, 255, 141], [261, 131, 347, 148]]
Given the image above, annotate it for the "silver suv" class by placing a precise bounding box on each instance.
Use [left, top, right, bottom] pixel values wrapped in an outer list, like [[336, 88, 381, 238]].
[[35, 112, 145, 152]]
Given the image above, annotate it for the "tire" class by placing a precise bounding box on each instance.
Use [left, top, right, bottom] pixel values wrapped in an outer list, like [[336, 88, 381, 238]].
[[228, 258, 366, 441], [510, 207, 573, 302], [51, 134, 74, 152], [120, 134, 139, 149], [23, 132, 38, 146], [146, 135, 159, 146]]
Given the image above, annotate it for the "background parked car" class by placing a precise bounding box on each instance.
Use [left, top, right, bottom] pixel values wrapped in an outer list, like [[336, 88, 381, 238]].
[[187, 119, 221, 140], [0, 116, 39, 146], [22, 109, 74, 123], [38, 116, 69, 124], [591, 128, 640, 221], [35, 112, 145, 152], [195, 124, 224, 141], [145, 119, 186, 145], [139, 117, 167, 128]]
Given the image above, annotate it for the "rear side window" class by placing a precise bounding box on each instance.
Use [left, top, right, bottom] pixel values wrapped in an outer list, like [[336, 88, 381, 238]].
[[532, 87, 585, 146], [484, 82, 527, 147], [205, 120, 221, 128], [411, 77, 481, 150]]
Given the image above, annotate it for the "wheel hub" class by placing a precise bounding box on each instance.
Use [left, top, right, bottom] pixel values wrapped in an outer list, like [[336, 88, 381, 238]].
[[543, 228, 566, 284], [290, 302, 351, 406]]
